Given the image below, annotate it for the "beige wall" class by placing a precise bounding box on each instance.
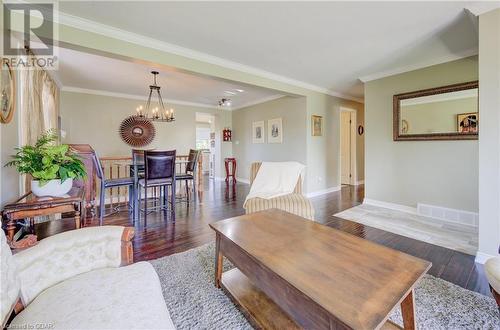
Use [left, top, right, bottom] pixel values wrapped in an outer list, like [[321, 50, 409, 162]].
[[305, 95, 364, 192], [365, 56, 478, 212], [0, 70, 21, 207], [60, 91, 232, 178], [232, 96, 307, 181]]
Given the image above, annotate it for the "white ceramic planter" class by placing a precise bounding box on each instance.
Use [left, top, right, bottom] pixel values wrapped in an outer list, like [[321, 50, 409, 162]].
[[31, 178, 73, 197]]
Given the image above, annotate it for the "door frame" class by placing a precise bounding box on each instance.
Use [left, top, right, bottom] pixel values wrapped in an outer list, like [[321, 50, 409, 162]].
[[339, 107, 357, 185]]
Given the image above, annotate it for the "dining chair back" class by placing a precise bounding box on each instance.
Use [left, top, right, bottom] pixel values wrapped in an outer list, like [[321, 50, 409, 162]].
[[92, 152, 105, 180], [139, 150, 177, 225], [92, 151, 135, 225], [185, 149, 200, 173], [144, 150, 176, 181]]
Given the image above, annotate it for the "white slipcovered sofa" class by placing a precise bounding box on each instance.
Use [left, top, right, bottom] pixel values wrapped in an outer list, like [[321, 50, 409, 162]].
[[1, 226, 175, 329]]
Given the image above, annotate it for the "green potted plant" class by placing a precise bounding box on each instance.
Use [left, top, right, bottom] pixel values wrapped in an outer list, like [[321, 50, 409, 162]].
[[5, 130, 86, 197]]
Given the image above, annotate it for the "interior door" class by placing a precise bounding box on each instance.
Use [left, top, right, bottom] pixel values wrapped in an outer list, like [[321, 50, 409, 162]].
[[340, 112, 351, 185]]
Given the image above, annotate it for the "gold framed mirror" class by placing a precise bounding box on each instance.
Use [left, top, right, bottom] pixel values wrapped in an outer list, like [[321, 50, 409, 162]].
[[393, 81, 478, 141], [1, 61, 16, 124]]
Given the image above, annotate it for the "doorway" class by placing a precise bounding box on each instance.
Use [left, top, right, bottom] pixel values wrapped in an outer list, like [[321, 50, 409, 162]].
[[340, 108, 356, 185]]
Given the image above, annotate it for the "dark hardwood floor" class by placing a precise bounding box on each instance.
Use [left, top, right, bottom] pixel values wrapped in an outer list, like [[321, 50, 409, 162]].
[[33, 177, 491, 297]]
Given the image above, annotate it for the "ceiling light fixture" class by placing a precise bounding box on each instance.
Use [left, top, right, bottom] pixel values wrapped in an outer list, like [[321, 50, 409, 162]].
[[218, 98, 232, 107], [134, 71, 175, 122]]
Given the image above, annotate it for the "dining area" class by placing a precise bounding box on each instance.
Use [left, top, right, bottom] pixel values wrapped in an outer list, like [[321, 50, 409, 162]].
[[84, 146, 203, 227]]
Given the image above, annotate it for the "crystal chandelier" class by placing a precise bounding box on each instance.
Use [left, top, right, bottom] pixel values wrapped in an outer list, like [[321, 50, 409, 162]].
[[135, 71, 175, 122]]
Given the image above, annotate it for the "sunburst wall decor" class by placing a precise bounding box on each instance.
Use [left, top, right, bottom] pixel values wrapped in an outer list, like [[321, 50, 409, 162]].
[[119, 116, 156, 147]]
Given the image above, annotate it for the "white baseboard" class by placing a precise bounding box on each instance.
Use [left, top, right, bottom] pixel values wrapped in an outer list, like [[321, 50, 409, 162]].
[[355, 180, 364, 185], [306, 186, 341, 198], [236, 177, 250, 184], [363, 198, 417, 214], [363, 199, 479, 228], [417, 203, 478, 227], [475, 251, 498, 264]]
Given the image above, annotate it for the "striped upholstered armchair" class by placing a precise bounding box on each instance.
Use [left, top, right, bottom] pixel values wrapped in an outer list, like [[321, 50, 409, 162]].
[[243, 162, 315, 220]]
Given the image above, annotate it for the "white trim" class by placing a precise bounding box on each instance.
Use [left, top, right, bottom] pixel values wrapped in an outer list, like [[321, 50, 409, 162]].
[[236, 177, 250, 184], [232, 95, 285, 111], [359, 48, 478, 82], [55, 11, 364, 103], [306, 186, 341, 198], [61, 86, 219, 109], [475, 251, 498, 264], [355, 180, 364, 185], [363, 198, 418, 215], [465, 4, 500, 16], [417, 203, 478, 227]]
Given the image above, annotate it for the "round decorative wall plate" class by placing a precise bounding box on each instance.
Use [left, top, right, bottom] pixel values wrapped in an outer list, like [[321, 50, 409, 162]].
[[1, 61, 16, 124], [119, 116, 156, 147]]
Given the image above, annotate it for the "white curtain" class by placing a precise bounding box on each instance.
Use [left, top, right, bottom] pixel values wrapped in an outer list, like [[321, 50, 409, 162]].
[[19, 54, 59, 192]]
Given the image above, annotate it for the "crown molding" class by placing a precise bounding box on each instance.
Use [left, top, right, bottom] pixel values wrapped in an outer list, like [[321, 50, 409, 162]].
[[55, 10, 363, 103], [359, 48, 478, 83], [232, 95, 285, 111], [61, 86, 219, 109]]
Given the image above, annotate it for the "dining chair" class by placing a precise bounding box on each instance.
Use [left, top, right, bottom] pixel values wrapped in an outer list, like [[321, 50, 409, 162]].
[[138, 150, 176, 224], [92, 152, 135, 226], [176, 149, 200, 206]]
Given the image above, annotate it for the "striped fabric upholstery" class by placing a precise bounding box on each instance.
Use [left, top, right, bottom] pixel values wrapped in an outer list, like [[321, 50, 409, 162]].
[[245, 162, 315, 220]]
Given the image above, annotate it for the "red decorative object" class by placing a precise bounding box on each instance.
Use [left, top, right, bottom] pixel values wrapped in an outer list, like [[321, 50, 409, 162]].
[[222, 128, 232, 142], [224, 157, 237, 183]]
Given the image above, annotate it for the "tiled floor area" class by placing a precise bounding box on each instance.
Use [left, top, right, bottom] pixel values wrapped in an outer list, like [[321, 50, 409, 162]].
[[335, 204, 478, 255]]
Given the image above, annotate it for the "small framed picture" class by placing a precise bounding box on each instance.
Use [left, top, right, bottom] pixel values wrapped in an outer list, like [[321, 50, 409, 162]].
[[311, 115, 323, 136], [268, 118, 283, 143], [457, 112, 478, 133], [252, 121, 265, 143]]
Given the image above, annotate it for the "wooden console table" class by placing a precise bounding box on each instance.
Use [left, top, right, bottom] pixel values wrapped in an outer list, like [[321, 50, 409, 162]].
[[1, 187, 85, 241]]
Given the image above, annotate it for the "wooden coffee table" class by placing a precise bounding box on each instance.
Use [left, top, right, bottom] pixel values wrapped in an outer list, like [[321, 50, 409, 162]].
[[210, 209, 431, 330]]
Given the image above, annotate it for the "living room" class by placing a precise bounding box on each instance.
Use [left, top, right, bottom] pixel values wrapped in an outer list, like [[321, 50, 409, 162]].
[[1, 2, 500, 329]]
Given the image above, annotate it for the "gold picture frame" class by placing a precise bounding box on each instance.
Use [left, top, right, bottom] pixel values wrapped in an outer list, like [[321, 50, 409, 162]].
[[311, 115, 323, 136], [1, 61, 16, 124]]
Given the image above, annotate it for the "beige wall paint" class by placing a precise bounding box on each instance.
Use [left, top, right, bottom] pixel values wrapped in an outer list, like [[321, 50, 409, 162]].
[[0, 70, 21, 207], [232, 96, 307, 181], [365, 56, 478, 212], [60, 91, 232, 178], [305, 95, 364, 192], [478, 9, 500, 258]]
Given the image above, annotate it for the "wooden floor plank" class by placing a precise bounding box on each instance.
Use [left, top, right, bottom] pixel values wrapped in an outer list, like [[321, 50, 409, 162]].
[[30, 181, 491, 297]]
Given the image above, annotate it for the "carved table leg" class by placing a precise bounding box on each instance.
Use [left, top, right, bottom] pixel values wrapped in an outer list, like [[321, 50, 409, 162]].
[[401, 289, 416, 330], [5, 214, 16, 241], [74, 203, 81, 229]]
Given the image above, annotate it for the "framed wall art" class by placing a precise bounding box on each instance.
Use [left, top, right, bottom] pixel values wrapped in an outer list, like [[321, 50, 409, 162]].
[[311, 115, 323, 136], [268, 118, 283, 144], [252, 121, 265, 144], [1, 61, 15, 124]]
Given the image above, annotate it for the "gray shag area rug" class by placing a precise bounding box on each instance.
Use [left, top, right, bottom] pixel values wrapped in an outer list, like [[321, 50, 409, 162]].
[[149, 243, 500, 330]]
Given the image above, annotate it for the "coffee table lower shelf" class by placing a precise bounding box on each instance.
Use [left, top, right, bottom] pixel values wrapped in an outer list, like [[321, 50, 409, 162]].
[[221, 268, 402, 330]]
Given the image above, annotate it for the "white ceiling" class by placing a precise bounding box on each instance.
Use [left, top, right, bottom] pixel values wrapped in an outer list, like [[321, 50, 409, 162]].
[[54, 47, 282, 109], [57, 1, 496, 100]]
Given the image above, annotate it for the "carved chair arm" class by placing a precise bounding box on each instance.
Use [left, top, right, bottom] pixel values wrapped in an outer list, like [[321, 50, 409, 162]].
[[12, 226, 134, 307]]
